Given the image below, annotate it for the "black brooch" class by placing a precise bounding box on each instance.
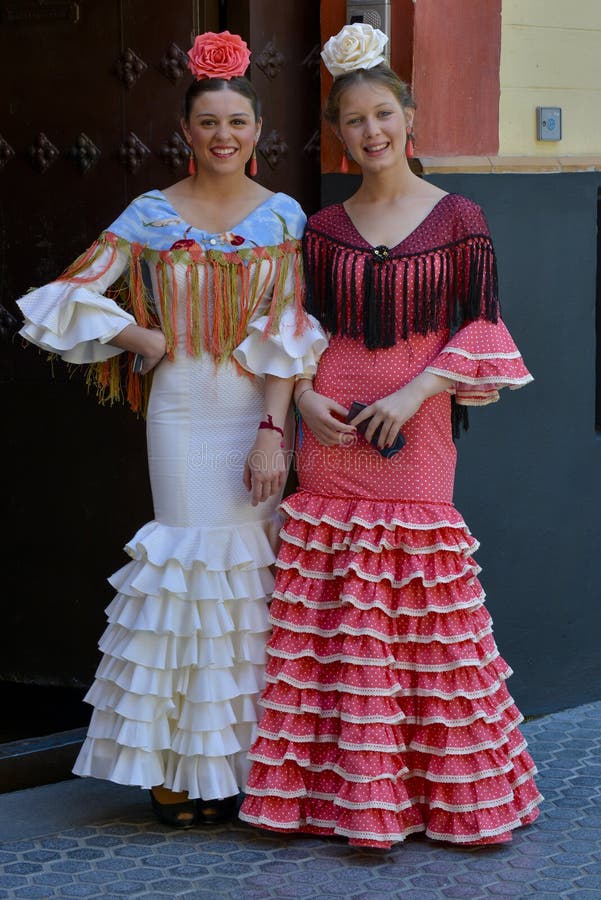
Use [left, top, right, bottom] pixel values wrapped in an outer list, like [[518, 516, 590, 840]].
[[372, 245, 390, 260]]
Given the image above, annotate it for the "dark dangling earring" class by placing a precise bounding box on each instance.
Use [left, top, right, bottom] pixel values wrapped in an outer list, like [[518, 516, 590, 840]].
[[406, 125, 415, 159], [340, 142, 349, 174], [249, 143, 258, 177], [188, 152, 196, 175]]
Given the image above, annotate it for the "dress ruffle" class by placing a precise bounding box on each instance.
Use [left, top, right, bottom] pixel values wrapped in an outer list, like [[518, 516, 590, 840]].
[[17, 242, 135, 363], [239, 491, 542, 847], [233, 308, 328, 380], [425, 318, 533, 406], [73, 515, 279, 800], [18, 281, 135, 363]]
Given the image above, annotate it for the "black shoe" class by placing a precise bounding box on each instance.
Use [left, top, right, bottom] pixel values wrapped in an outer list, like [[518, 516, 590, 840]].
[[196, 795, 238, 826], [150, 790, 197, 829]]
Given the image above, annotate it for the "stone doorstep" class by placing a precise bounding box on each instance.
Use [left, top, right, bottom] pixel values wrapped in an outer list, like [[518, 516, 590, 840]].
[[0, 727, 86, 794]]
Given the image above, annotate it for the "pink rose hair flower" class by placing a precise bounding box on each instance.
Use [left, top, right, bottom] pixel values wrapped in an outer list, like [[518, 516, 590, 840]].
[[187, 31, 251, 81]]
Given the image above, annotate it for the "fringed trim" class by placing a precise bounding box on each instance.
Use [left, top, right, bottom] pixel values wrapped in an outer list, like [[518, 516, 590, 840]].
[[84, 353, 155, 416], [303, 228, 499, 350], [452, 397, 469, 439], [71, 231, 305, 413], [57, 239, 119, 284]]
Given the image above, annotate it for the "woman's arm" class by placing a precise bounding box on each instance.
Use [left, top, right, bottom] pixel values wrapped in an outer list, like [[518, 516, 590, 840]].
[[243, 374, 295, 506], [350, 371, 454, 450], [110, 324, 166, 375]]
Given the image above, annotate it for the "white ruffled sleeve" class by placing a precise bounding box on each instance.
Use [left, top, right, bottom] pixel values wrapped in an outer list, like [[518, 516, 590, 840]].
[[17, 237, 135, 364], [233, 196, 328, 379], [234, 306, 328, 379]]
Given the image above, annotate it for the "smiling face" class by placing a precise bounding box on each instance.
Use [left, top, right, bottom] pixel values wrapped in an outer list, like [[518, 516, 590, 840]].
[[182, 86, 261, 177], [337, 80, 413, 173]]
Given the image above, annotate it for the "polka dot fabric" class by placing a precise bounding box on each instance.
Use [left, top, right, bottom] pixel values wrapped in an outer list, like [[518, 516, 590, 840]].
[[239, 195, 541, 848]]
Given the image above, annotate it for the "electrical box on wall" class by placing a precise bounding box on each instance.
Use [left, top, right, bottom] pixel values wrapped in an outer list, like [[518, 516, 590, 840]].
[[536, 107, 562, 141], [346, 0, 391, 62]]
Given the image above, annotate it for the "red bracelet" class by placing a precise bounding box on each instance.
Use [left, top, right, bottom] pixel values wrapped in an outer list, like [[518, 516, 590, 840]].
[[258, 414, 284, 438]]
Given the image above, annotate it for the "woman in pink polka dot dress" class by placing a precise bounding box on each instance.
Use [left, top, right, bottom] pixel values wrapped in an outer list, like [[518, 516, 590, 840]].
[[239, 25, 542, 848]]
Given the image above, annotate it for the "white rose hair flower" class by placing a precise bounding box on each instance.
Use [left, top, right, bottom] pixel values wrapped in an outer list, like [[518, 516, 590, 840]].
[[321, 23, 388, 78]]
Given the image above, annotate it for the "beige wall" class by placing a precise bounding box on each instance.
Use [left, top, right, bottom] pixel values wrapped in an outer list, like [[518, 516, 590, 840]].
[[499, 0, 601, 156]]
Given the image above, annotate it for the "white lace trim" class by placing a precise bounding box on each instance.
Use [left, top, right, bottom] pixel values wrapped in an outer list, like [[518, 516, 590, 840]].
[[266, 646, 500, 674], [508, 738, 528, 758], [409, 732, 510, 757], [256, 728, 338, 744], [268, 614, 493, 646], [281, 503, 470, 533], [246, 753, 408, 783], [238, 808, 426, 843], [264, 672, 402, 697], [425, 795, 541, 842], [438, 347, 522, 361], [425, 366, 534, 387], [272, 588, 485, 617], [410, 763, 513, 783], [256, 728, 409, 754], [259, 699, 406, 724], [335, 823, 424, 842], [264, 670, 511, 700], [415, 791, 516, 813], [276, 559, 481, 589], [258, 696, 515, 730], [512, 765, 539, 788], [454, 394, 499, 407], [282, 532, 477, 557]]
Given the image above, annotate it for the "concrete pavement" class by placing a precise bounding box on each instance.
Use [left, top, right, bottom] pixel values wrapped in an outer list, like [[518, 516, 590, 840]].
[[0, 700, 600, 899]]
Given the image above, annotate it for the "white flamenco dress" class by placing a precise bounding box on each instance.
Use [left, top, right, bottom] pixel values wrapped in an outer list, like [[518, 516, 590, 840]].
[[17, 190, 326, 800]]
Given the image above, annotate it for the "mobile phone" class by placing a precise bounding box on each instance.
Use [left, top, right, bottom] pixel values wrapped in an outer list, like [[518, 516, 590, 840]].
[[346, 401, 405, 459], [132, 353, 144, 374]]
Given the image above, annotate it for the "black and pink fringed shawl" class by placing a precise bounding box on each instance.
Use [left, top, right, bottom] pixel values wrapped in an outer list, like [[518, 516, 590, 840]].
[[303, 193, 500, 350]]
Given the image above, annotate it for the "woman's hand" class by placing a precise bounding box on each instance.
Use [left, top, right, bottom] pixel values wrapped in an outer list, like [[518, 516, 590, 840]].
[[297, 389, 356, 447], [243, 429, 288, 506], [350, 372, 454, 450]]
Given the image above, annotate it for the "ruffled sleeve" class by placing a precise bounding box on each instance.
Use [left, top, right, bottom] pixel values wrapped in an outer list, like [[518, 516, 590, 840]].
[[425, 317, 533, 406], [424, 200, 532, 406], [17, 233, 134, 364], [233, 195, 328, 379], [234, 306, 328, 379]]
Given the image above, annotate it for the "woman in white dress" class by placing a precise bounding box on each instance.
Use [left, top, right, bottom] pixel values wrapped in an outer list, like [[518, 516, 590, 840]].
[[17, 31, 325, 828]]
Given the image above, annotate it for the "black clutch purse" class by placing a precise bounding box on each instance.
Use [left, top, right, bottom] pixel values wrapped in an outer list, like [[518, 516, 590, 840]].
[[346, 401, 405, 459]]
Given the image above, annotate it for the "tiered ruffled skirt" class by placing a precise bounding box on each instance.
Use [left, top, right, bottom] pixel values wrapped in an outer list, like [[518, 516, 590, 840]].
[[73, 516, 278, 799], [239, 492, 542, 847]]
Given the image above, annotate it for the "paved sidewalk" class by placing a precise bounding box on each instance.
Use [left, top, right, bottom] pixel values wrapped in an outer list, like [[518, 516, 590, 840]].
[[0, 700, 600, 899]]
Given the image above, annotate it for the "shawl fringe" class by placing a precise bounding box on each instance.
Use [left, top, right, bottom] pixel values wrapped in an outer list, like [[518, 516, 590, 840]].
[[59, 230, 305, 414], [303, 228, 499, 349]]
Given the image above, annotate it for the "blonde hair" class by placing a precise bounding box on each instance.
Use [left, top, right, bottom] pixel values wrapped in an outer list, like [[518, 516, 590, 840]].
[[324, 64, 415, 125]]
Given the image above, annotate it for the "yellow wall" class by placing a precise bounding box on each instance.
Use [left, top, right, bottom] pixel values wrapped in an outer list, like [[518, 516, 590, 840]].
[[499, 0, 601, 156]]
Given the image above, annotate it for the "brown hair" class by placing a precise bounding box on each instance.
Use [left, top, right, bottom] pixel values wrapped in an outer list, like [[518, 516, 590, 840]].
[[324, 64, 415, 125], [183, 76, 261, 122]]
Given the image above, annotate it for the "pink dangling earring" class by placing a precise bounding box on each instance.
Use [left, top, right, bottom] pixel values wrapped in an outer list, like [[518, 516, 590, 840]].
[[249, 143, 258, 177], [340, 142, 349, 174], [406, 125, 415, 159], [188, 152, 196, 175]]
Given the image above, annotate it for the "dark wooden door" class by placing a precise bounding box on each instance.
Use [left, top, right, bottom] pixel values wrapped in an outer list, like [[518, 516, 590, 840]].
[[228, 0, 321, 213], [0, 0, 320, 688], [0, 0, 214, 688]]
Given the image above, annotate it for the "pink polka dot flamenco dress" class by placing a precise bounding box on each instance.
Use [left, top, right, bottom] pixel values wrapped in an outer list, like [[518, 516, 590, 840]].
[[239, 194, 543, 848]]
